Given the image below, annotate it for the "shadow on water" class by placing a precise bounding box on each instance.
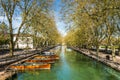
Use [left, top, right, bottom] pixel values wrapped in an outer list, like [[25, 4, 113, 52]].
[[7, 46, 120, 80]]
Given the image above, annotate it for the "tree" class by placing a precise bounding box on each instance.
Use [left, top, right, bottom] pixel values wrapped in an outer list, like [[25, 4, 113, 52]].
[[63, 0, 120, 60], [0, 22, 9, 47], [23, 1, 61, 50], [0, 0, 37, 56], [0, 0, 56, 56]]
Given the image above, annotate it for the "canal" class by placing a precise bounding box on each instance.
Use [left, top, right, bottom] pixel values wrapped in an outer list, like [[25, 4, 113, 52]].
[[8, 46, 120, 80]]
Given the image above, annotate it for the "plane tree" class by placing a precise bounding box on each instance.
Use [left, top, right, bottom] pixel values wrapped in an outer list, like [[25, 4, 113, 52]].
[[0, 0, 38, 56], [0, 0, 57, 56], [0, 22, 9, 47], [23, 3, 61, 50], [63, 0, 120, 60]]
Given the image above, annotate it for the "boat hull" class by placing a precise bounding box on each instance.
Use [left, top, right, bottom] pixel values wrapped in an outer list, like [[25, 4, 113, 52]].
[[25, 59, 55, 63], [10, 64, 51, 70], [35, 55, 59, 60]]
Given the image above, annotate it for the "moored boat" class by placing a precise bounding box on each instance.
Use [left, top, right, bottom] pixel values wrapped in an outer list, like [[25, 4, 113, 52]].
[[10, 63, 51, 70], [42, 51, 54, 55], [25, 59, 55, 63], [35, 55, 59, 60]]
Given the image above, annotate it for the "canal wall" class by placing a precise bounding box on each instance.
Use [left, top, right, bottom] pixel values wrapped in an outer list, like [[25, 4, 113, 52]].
[[0, 45, 59, 80], [69, 47, 120, 72]]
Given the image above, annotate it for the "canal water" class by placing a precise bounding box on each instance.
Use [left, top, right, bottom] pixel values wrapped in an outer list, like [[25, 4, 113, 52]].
[[8, 46, 120, 80]]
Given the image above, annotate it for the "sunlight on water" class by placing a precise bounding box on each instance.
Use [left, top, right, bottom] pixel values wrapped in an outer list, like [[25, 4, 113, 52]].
[[8, 46, 120, 80], [57, 46, 71, 80]]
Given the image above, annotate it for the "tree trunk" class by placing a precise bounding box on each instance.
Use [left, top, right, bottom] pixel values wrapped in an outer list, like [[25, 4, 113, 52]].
[[96, 46, 99, 58], [112, 46, 116, 61], [9, 23, 14, 56], [105, 45, 108, 53], [118, 45, 120, 56], [17, 43, 19, 49], [34, 40, 37, 50]]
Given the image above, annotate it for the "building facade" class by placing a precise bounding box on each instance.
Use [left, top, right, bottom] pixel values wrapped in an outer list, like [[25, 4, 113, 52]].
[[14, 36, 33, 49]]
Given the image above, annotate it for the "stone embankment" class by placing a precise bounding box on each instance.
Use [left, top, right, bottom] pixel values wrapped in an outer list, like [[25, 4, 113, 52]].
[[69, 47, 120, 72]]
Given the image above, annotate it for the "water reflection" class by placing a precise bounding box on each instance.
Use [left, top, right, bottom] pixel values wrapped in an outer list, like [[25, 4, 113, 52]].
[[56, 46, 71, 80], [8, 46, 120, 80]]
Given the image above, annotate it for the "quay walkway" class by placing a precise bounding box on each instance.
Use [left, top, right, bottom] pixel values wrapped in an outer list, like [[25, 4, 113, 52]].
[[0, 50, 39, 80], [0, 50, 39, 70]]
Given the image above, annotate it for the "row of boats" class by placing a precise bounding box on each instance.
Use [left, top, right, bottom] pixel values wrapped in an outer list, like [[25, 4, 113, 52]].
[[10, 52, 59, 70]]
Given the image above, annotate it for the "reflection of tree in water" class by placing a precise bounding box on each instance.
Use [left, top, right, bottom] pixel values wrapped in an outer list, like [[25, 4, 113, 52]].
[[103, 67, 120, 80], [27, 71, 40, 75], [20, 71, 41, 80], [106, 74, 119, 80], [65, 50, 91, 64], [75, 53, 90, 62]]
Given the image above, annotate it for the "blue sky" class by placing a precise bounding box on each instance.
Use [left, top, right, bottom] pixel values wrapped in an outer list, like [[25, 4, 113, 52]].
[[53, 0, 67, 36], [0, 0, 67, 36]]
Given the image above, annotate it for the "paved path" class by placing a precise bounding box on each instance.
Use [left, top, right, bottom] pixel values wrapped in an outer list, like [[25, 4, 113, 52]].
[[0, 49, 34, 59], [80, 48, 120, 64], [0, 50, 35, 66]]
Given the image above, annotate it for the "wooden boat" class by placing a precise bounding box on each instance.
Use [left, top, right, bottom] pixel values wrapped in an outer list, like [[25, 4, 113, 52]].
[[42, 52, 54, 55], [42, 52, 59, 58], [25, 59, 55, 63], [35, 55, 59, 60], [10, 63, 51, 70]]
